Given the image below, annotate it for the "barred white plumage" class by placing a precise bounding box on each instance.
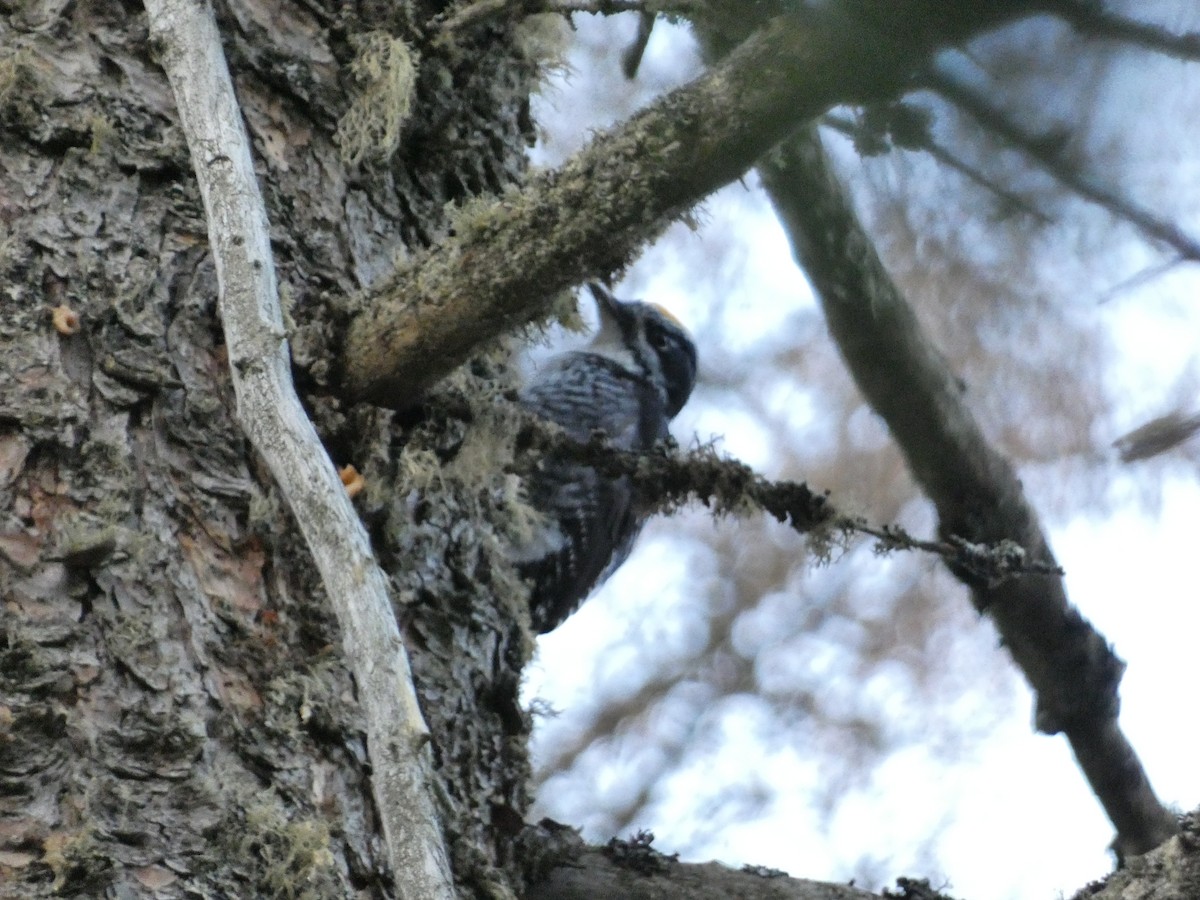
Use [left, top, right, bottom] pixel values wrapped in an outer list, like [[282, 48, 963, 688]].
[[516, 283, 698, 633]]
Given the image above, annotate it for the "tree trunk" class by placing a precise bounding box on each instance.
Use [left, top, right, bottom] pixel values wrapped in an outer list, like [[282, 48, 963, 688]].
[[1, 1, 542, 896]]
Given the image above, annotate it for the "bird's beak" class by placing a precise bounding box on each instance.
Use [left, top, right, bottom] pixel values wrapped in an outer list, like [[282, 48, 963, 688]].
[[587, 282, 629, 345], [588, 282, 621, 320]]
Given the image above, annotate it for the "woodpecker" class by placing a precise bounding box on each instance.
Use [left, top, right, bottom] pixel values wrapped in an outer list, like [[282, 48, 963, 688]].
[[516, 282, 698, 633]]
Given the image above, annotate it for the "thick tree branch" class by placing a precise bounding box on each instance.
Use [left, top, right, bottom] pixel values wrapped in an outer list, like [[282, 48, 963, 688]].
[[526, 833, 882, 900], [143, 2, 455, 896], [527, 810, 1200, 899], [344, 1, 1040, 407], [1049, 0, 1200, 62], [927, 65, 1200, 263], [757, 126, 1178, 858]]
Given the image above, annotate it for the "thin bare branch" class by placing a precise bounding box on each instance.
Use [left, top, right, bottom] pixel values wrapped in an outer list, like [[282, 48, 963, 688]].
[[928, 65, 1200, 262], [621, 11, 656, 79], [1095, 256, 1186, 305], [142, 2, 455, 896], [1050, 0, 1200, 62], [822, 111, 1053, 224], [1114, 410, 1200, 462]]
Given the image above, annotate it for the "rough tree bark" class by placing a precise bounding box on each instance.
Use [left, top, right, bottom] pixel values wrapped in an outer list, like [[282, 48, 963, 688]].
[[144, 0, 454, 894], [1, 0, 542, 895]]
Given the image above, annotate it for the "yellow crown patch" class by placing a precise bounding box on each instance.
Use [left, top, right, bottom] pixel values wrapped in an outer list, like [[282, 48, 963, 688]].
[[648, 303, 686, 330]]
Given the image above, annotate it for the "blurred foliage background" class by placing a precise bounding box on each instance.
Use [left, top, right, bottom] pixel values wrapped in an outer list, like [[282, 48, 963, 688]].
[[521, 5, 1200, 897]]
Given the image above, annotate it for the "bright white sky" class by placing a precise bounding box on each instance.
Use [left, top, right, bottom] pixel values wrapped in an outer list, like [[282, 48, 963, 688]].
[[523, 9, 1200, 899]]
